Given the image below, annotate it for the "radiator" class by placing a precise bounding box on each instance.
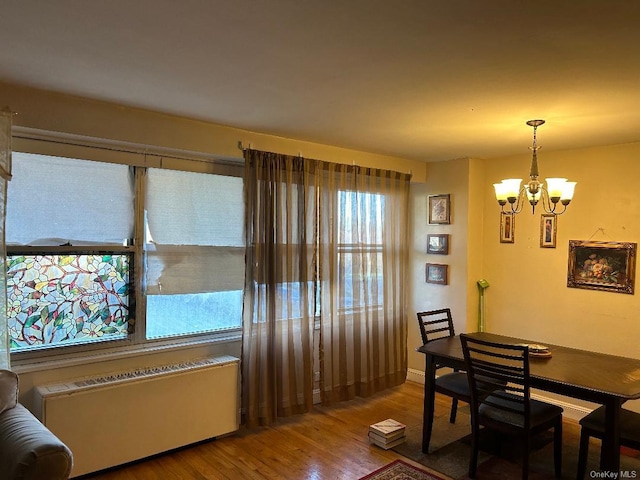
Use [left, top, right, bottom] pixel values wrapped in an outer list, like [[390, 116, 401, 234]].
[[34, 355, 240, 477]]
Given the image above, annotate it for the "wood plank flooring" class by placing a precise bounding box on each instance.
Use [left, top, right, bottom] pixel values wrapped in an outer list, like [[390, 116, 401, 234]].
[[81, 380, 439, 480]]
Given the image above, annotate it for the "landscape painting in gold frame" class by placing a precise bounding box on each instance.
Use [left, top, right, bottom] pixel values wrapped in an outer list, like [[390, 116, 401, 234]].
[[567, 240, 637, 294]]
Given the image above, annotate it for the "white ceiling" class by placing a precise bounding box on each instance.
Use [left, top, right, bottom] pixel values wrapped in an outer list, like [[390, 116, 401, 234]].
[[1, 1, 639, 162]]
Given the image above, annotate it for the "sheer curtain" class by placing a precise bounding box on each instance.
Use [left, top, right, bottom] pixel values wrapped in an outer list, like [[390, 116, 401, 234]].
[[317, 163, 410, 403], [242, 150, 316, 427], [0, 109, 12, 369], [242, 149, 411, 426]]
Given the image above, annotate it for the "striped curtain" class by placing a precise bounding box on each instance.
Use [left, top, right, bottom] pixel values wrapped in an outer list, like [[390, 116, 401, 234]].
[[242, 148, 411, 426]]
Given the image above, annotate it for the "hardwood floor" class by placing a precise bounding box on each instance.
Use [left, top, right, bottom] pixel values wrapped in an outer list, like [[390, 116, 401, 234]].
[[81, 380, 442, 480]]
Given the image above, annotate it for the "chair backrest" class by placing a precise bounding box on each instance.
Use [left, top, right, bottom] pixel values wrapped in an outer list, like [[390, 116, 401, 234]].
[[416, 308, 455, 345], [460, 334, 531, 428]]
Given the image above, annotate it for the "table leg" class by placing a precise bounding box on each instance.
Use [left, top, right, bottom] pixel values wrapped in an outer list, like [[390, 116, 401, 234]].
[[599, 398, 622, 472], [422, 353, 437, 454]]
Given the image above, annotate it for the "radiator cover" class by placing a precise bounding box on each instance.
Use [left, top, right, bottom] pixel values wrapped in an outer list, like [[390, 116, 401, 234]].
[[34, 355, 240, 477]]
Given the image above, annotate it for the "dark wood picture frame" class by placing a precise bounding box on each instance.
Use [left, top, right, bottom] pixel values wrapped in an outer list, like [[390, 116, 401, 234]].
[[567, 240, 637, 294], [540, 214, 557, 248], [428, 194, 451, 225], [427, 234, 449, 255], [499, 212, 515, 243], [426, 263, 448, 285]]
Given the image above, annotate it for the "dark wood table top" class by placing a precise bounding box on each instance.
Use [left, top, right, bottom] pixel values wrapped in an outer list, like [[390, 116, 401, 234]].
[[418, 331, 640, 402]]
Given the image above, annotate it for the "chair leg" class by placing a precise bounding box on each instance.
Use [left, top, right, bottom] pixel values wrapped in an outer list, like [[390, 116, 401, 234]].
[[469, 424, 480, 478], [449, 398, 458, 423], [522, 434, 530, 480], [576, 430, 590, 480], [554, 420, 563, 478]]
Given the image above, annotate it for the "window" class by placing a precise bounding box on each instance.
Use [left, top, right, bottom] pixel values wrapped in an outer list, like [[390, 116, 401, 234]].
[[337, 190, 384, 312], [6, 147, 244, 355], [6, 153, 134, 352], [144, 168, 244, 338]]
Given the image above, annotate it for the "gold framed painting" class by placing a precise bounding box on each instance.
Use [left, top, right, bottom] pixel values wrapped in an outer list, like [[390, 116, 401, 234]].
[[428, 194, 450, 225], [567, 240, 637, 294], [499, 212, 515, 243], [540, 214, 557, 248]]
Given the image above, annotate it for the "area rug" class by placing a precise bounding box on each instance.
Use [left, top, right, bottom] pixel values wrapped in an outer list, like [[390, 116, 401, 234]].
[[392, 408, 640, 479], [359, 459, 449, 480]]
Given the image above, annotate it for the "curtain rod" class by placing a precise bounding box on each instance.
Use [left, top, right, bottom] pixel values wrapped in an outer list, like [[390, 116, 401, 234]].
[[12, 126, 243, 167]]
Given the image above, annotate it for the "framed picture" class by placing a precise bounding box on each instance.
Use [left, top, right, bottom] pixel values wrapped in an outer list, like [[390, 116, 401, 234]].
[[428, 194, 451, 225], [427, 234, 449, 255], [540, 214, 557, 248], [426, 263, 448, 285], [499, 212, 515, 243], [567, 240, 637, 294]]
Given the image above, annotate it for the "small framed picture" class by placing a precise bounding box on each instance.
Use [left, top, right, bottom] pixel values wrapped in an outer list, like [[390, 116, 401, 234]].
[[540, 214, 557, 248], [499, 212, 515, 243], [427, 234, 449, 255], [428, 194, 451, 225], [426, 263, 448, 285]]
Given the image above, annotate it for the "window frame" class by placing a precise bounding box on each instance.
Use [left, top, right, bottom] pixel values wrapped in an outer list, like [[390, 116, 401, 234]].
[[8, 130, 244, 365]]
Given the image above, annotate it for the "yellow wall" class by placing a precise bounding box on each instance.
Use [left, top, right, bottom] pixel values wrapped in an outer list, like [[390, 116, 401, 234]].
[[0, 81, 425, 181], [481, 143, 640, 359]]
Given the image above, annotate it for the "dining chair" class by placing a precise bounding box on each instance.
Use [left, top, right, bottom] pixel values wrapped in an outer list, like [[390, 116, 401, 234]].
[[416, 308, 468, 423], [460, 334, 563, 479], [576, 405, 640, 479]]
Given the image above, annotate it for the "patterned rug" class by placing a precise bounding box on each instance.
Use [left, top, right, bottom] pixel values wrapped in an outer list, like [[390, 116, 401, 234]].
[[392, 408, 640, 479], [359, 459, 450, 480]]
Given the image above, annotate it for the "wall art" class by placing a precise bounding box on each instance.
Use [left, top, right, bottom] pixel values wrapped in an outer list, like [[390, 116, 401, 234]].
[[499, 212, 515, 243], [540, 214, 557, 248], [427, 234, 449, 255], [426, 263, 448, 285], [428, 194, 450, 225], [567, 240, 637, 294]]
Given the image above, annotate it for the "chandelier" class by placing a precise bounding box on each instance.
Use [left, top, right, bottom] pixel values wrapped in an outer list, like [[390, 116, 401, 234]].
[[493, 120, 576, 215]]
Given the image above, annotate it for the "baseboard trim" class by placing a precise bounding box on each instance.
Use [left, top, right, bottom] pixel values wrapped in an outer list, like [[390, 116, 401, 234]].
[[406, 368, 590, 422]]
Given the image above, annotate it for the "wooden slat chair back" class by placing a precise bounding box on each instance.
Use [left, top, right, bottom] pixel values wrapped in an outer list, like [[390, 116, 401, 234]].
[[461, 334, 563, 480], [416, 308, 467, 424]]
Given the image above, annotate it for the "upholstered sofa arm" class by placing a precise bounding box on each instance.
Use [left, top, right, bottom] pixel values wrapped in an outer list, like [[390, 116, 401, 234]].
[[0, 403, 73, 480]]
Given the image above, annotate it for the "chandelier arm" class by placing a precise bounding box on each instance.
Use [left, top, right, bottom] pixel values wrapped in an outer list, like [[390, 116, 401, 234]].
[[539, 189, 555, 214], [509, 188, 527, 214]]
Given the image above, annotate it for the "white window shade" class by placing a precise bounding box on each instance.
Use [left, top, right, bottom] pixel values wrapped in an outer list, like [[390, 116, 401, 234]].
[[146, 168, 243, 246], [6, 153, 134, 245]]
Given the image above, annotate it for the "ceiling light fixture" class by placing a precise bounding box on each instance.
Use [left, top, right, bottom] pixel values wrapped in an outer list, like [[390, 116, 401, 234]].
[[493, 120, 576, 215]]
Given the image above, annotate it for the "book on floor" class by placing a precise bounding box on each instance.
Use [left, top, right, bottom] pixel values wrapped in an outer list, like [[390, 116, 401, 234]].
[[368, 428, 405, 443], [369, 418, 406, 438], [368, 433, 406, 449]]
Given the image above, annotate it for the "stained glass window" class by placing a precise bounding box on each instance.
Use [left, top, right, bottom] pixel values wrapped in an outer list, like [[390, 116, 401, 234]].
[[7, 253, 132, 351]]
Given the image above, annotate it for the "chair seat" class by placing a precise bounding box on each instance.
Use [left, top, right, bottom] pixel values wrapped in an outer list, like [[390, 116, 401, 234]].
[[480, 392, 563, 428], [580, 406, 640, 449], [436, 372, 470, 397]]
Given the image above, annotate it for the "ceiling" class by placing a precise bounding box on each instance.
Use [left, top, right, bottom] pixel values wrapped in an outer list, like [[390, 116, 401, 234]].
[[1, 1, 639, 162]]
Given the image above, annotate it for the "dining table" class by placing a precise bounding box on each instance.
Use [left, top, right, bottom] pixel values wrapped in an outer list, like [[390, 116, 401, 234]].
[[418, 331, 640, 473]]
